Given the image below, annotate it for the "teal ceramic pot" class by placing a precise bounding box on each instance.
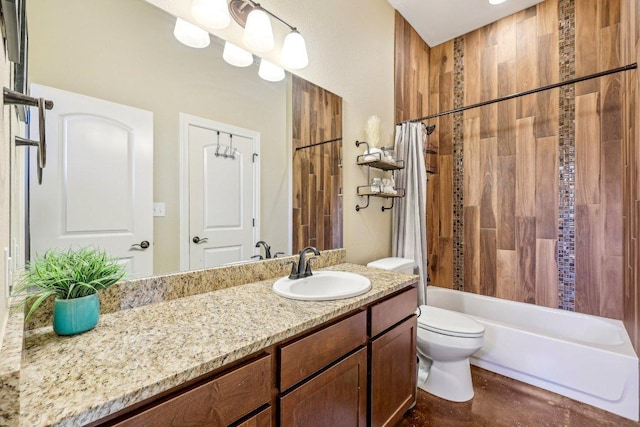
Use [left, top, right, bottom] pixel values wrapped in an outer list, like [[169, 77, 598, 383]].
[[53, 293, 100, 336]]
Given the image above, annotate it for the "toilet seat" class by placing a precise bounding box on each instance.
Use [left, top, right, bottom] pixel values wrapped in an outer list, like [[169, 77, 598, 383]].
[[418, 305, 485, 338]]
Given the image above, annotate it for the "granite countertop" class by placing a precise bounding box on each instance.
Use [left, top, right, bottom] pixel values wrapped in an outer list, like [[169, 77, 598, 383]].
[[19, 263, 417, 426]]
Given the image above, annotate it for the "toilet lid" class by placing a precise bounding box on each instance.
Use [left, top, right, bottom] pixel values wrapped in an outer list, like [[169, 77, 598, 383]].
[[418, 305, 485, 337]]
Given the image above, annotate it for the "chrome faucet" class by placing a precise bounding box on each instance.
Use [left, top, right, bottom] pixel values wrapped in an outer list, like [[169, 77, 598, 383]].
[[255, 240, 272, 259], [287, 246, 321, 279]]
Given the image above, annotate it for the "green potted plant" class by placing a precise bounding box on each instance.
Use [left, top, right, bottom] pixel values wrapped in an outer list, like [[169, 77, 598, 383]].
[[14, 247, 125, 336]]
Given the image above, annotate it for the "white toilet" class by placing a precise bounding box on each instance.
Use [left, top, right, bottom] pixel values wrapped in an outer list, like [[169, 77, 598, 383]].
[[367, 257, 485, 402]]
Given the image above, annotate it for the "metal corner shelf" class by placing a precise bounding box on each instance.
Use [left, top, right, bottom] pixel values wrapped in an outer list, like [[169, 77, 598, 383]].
[[355, 140, 405, 212]]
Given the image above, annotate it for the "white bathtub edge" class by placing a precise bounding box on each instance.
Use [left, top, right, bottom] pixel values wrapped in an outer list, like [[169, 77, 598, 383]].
[[470, 356, 640, 422]]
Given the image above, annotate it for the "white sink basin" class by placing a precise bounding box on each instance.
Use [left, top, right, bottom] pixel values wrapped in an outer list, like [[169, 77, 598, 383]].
[[272, 271, 372, 301]]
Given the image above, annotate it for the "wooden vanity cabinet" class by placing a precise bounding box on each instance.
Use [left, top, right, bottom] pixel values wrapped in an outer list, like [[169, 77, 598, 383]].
[[278, 286, 417, 427], [369, 287, 418, 427], [92, 285, 417, 427]]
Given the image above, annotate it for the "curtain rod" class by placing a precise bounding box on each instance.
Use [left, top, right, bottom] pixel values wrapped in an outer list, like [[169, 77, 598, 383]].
[[295, 137, 342, 151], [397, 62, 638, 125]]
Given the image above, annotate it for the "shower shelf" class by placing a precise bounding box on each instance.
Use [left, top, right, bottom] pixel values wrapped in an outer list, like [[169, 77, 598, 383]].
[[355, 140, 405, 212], [356, 155, 405, 171]]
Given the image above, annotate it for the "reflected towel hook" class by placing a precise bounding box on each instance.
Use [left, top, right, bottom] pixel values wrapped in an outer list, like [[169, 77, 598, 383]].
[[215, 131, 221, 157], [229, 134, 235, 159]]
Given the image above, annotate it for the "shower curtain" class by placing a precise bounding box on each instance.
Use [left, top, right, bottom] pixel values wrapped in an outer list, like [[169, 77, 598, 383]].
[[392, 122, 428, 305]]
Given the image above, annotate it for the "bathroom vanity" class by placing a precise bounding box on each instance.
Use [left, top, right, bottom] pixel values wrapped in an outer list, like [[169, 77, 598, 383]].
[[90, 286, 416, 427], [14, 262, 418, 426]]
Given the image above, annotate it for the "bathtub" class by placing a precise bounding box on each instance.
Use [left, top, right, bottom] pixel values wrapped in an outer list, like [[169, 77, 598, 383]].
[[426, 286, 639, 421]]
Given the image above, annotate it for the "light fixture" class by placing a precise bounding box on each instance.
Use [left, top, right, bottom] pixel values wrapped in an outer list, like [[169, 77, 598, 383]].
[[242, 5, 275, 53], [174, 18, 210, 48], [223, 41, 254, 67], [281, 29, 308, 70], [228, 0, 309, 70], [258, 59, 285, 82], [488, 0, 507, 4], [191, 0, 231, 29]]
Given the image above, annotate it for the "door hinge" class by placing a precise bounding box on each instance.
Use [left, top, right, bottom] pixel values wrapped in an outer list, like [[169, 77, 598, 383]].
[[253, 218, 255, 227]]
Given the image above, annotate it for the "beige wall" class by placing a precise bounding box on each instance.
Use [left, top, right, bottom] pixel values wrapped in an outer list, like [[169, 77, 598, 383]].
[[27, 0, 290, 273]]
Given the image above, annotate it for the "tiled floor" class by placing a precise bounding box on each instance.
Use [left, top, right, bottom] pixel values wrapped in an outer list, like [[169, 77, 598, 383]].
[[397, 367, 640, 427]]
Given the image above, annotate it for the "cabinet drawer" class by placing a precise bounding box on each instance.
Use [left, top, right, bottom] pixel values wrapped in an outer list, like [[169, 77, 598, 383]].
[[370, 286, 417, 337], [112, 354, 271, 427], [280, 310, 367, 391], [280, 347, 368, 427]]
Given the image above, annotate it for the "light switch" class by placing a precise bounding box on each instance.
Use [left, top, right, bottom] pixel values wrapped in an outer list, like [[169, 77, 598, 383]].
[[153, 202, 166, 217]]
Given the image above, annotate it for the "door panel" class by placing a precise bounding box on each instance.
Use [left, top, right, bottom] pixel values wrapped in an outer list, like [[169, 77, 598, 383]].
[[203, 245, 243, 267], [29, 84, 153, 278], [64, 115, 133, 233], [185, 117, 258, 269]]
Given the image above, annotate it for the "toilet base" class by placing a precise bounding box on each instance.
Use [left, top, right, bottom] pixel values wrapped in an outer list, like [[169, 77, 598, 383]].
[[418, 357, 474, 402]]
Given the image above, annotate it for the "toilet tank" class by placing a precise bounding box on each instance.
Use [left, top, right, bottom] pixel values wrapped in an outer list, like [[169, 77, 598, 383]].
[[366, 257, 415, 274]]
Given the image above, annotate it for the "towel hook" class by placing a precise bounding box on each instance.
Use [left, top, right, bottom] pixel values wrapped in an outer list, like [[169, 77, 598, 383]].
[[215, 131, 221, 157], [13, 97, 47, 184], [229, 134, 235, 160]]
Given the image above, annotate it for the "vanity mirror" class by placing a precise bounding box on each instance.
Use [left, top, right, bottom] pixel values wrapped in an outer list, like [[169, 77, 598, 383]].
[[12, 0, 342, 278]]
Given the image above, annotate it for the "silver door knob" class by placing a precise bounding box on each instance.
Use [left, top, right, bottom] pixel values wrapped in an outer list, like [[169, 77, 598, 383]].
[[131, 240, 150, 249], [192, 236, 208, 244]]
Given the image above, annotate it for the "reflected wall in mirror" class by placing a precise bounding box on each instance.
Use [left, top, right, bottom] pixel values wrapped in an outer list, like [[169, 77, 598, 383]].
[[292, 76, 343, 252], [19, 0, 343, 277]]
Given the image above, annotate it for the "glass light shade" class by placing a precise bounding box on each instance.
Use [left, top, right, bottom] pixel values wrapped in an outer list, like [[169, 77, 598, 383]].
[[281, 30, 308, 69], [223, 42, 253, 67], [258, 59, 285, 82], [173, 18, 210, 48], [242, 7, 275, 53], [191, 0, 231, 29], [488, 0, 507, 4]]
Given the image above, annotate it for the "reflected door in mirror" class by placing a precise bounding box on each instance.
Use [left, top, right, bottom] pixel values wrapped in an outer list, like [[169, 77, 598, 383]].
[[184, 115, 259, 269], [29, 84, 153, 277]]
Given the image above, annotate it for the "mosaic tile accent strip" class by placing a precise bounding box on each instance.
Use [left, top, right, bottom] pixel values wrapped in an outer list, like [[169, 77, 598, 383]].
[[557, 0, 576, 311], [453, 36, 465, 292]]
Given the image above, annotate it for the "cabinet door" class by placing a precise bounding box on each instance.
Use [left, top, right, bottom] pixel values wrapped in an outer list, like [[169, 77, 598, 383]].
[[370, 315, 417, 427], [280, 348, 367, 427], [235, 407, 271, 427]]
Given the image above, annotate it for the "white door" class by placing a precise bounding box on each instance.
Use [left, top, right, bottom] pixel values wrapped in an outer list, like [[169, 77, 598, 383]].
[[180, 114, 259, 270], [29, 84, 153, 278]]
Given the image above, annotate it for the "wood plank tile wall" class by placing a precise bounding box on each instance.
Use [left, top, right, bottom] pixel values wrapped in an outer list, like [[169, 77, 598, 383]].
[[292, 76, 343, 253], [395, 0, 635, 324], [622, 0, 639, 350]]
